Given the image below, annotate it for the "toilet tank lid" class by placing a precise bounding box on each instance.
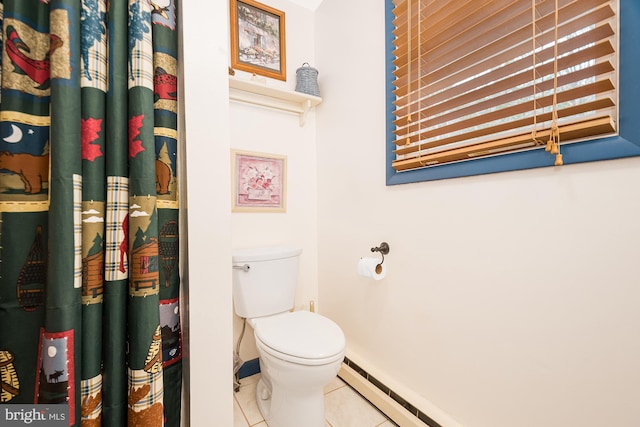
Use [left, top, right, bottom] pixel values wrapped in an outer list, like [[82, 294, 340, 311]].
[[232, 246, 302, 263]]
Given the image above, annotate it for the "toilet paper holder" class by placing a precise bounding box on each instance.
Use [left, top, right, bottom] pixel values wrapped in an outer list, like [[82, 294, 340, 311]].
[[370, 242, 389, 265]]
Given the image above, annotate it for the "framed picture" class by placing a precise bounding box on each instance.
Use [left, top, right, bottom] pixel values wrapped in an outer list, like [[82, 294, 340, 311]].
[[232, 150, 287, 212], [230, 0, 286, 81]]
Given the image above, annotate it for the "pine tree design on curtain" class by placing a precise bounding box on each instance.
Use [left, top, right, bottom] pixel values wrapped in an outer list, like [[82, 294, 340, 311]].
[[0, 1, 182, 426]]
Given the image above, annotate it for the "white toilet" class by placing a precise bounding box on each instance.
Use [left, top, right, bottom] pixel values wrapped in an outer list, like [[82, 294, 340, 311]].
[[232, 246, 346, 427]]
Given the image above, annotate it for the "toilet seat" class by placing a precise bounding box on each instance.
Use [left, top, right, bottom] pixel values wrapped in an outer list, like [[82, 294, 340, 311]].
[[253, 311, 345, 366]]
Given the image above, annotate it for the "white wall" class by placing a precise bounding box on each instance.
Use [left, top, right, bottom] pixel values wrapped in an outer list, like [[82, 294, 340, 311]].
[[181, 0, 232, 424], [182, 1, 318, 422], [230, 1, 319, 362], [315, 1, 640, 427]]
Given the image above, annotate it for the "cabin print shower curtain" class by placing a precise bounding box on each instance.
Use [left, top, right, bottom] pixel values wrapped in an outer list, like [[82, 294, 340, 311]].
[[0, 1, 182, 426]]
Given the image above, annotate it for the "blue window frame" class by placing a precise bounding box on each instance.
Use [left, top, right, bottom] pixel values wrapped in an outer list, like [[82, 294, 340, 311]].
[[386, 0, 640, 185]]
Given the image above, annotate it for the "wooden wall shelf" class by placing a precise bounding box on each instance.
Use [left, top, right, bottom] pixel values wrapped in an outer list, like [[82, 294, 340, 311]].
[[228, 76, 322, 126]]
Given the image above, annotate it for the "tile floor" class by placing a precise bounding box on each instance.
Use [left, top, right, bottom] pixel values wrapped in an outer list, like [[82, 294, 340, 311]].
[[234, 373, 398, 427]]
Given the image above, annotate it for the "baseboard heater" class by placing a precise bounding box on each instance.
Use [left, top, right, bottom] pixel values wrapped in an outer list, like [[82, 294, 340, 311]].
[[340, 357, 442, 427]]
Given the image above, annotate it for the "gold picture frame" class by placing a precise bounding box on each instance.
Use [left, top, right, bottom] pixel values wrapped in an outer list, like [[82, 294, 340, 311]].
[[231, 150, 287, 212], [229, 0, 286, 81]]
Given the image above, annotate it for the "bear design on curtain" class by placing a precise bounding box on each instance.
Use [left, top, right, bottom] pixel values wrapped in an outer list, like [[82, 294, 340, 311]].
[[0, 1, 182, 426]]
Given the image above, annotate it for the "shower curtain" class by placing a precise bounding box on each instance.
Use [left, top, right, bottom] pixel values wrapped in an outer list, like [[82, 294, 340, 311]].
[[0, 1, 182, 426]]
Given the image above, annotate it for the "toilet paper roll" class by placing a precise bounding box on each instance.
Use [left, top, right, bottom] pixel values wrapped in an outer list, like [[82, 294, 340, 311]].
[[358, 257, 387, 280]]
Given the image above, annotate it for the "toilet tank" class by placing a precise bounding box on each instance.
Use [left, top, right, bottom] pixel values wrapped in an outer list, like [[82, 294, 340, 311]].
[[232, 246, 302, 319]]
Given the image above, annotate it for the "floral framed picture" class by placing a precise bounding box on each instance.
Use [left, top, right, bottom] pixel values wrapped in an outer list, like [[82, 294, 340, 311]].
[[232, 150, 287, 212], [229, 0, 286, 81]]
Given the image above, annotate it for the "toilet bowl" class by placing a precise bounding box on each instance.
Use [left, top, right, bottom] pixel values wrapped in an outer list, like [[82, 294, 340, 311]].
[[232, 246, 346, 426], [249, 310, 345, 427]]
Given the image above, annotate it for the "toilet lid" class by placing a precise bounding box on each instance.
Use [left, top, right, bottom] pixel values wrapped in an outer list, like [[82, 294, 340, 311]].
[[254, 311, 345, 360]]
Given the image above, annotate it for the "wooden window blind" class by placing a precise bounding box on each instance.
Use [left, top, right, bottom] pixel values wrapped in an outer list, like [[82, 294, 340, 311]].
[[390, 0, 618, 172]]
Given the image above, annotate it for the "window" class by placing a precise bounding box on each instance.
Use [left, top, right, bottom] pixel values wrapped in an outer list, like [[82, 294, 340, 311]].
[[386, 0, 640, 185]]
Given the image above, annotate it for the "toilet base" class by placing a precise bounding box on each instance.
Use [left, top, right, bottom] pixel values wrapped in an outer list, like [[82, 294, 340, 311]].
[[255, 377, 326, 427]]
